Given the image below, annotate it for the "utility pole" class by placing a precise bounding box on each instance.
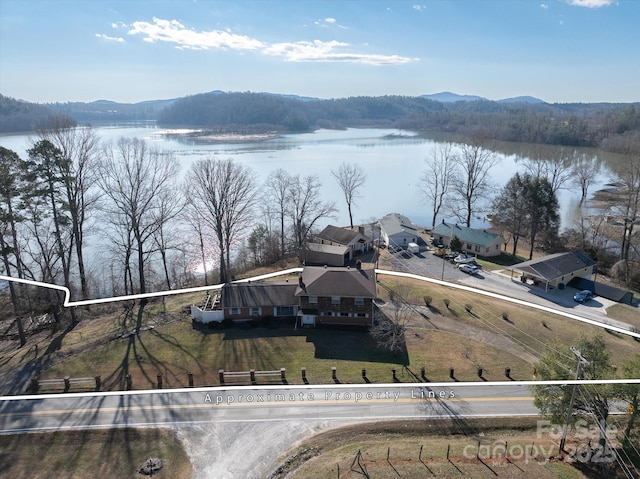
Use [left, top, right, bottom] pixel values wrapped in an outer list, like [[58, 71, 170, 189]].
[[559, 347, 590, 452]]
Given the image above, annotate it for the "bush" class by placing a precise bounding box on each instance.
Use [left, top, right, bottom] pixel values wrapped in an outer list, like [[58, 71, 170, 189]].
[[423, 295, 433, 307]]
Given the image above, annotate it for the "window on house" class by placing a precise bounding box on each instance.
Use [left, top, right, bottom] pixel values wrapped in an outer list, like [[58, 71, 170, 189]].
[[466, 243, 472, 249], [249, 308, 261, 316], [475, 245, 480, 252], [356, 313, 368, 318], [276, 306, 294, 316], [309, 296, 318, 304], [331, 296, 341, 305], [355, 297, 364, 306], [340, 312, 349, 317], [228, 308, 241, 315]]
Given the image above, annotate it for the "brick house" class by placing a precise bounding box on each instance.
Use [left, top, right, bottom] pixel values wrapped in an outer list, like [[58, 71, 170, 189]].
[[295, 265, 377, 328], [220, 282, 298, 321]]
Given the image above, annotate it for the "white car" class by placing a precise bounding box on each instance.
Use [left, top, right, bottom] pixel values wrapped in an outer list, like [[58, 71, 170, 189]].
[[458, 263, 479, 274]]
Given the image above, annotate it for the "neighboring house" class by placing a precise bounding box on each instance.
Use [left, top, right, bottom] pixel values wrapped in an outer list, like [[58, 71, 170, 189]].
[[315, 225, 372, 258], [431, 221, 503, 257], [295, 265, 377, 328], [506, 250, 597, 291], [299, 242, 350, 267], [379, 213, 420, 249]]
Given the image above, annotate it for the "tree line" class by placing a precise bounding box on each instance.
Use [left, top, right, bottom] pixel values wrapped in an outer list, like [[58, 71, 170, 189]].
[[3, 91, 639, 152], [0, 120, 352, 341], [418, 135, 640, 288]]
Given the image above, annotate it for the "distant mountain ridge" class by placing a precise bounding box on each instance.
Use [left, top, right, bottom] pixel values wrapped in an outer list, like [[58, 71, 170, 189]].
[[421, 91, 546, 104]]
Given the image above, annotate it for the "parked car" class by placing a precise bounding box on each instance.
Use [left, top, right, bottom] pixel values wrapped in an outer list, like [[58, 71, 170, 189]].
[[573, 290, 594, 303], [458, 263, 480, 274]]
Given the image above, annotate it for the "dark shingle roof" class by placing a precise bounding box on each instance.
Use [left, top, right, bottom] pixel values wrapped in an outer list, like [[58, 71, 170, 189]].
[[507, 251, 597, 281], [316, 225, 363, 245], [295, 266, 377, 298], [221, 282, 298, 308]]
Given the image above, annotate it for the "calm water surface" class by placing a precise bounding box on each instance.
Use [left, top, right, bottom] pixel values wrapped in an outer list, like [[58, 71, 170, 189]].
[[0, 126, 624, 231]]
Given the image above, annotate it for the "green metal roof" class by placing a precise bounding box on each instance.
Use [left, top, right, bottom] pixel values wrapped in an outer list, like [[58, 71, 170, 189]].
[[431, 221, 502, 248]]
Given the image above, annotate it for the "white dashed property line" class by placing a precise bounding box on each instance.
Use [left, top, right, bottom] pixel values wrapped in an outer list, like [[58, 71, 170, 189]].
[[0, 268, 304, 307], [2, 379, 639, 402], [1, 267, 638, 339], [375, 269, 640, 340]]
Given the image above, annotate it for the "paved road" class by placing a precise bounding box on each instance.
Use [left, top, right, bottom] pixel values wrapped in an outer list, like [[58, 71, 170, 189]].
[[0, 383, 538, 434]]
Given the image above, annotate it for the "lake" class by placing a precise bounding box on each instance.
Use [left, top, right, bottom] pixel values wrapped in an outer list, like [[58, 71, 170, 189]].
[[0, 124, 626, 233]]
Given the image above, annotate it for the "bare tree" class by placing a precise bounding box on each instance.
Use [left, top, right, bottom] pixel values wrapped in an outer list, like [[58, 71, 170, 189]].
[[96, 138, 180, 295], [287, 174, 338, 248], [451, 140, 500, 227], [185, 158, 257, 284], [36, 118, 99, 300], [419, 142, 456, 227], [151, 186, 185, 290], [371, 285, 411, 354], [610, 155, 640, 266], [571, 154, 601, 203], [521, 147, 574, 195], [183, 197, 211, 286], [264, 168, 291, 258], [331, 162, 367, 228]]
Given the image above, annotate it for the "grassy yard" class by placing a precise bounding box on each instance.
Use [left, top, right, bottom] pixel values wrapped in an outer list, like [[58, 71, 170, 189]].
[[272, 418, 596, 479], [4, 274, 638, 393], [606, 303, 640, 329], [0, 428, 191, 479], [378, 275, 640, 369]]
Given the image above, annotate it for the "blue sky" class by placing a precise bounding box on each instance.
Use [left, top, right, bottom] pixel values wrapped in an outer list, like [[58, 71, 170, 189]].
[[1, 0, 638, 104]]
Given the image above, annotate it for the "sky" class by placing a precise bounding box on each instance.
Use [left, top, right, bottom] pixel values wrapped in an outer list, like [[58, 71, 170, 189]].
[[0, 0, 638, 104]]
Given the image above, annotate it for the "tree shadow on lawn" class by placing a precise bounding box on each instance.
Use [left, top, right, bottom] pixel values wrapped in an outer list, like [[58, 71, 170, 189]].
[[306, 327, 409, 365], [195, 320, 409, 365]]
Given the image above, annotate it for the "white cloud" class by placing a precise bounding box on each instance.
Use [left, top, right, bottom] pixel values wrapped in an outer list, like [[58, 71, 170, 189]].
[[263, 40, 417, 65], [128, 17, 265, 50], [96, 33, 125, 43], [540, 3, 549, 9], [413, 4, 426, 11], [565, 0, 616, 8], [125, 17, 415, 65]]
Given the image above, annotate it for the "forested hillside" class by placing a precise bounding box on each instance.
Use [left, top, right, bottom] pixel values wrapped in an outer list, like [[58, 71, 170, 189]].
[[158, 91, 640, 150], [2, 91, 639, 151], [0, 94, 64, 133]]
